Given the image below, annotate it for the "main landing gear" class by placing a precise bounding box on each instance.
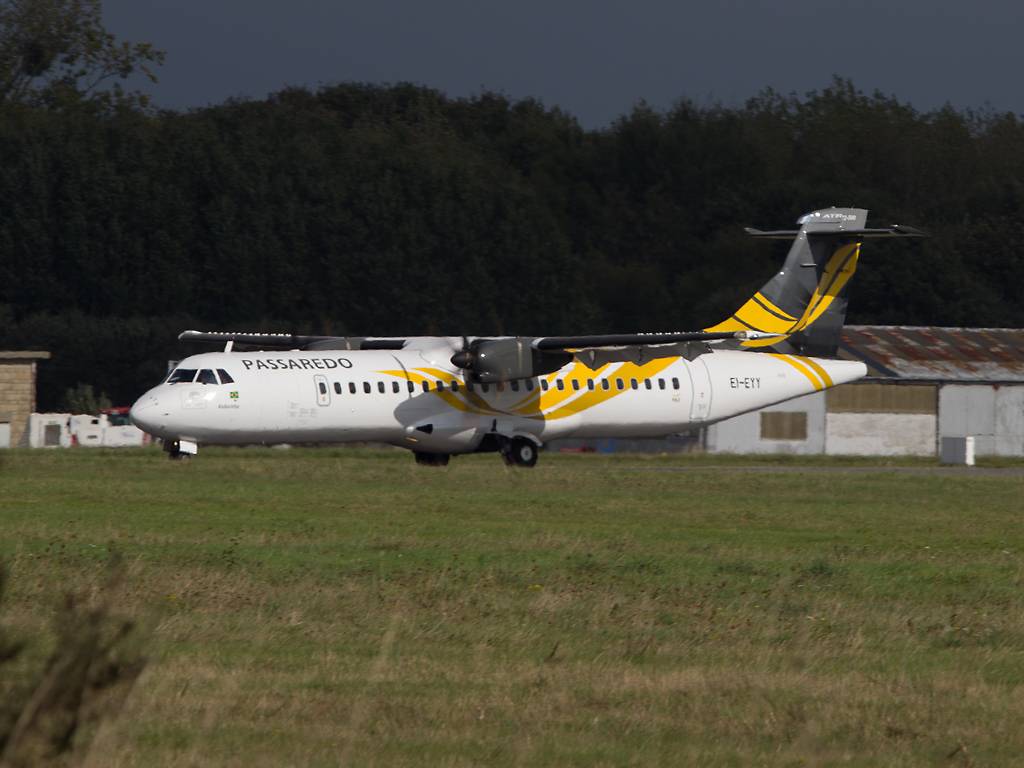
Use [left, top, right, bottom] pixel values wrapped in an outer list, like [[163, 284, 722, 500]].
[[414, 451, 450, 467], [501, 437, 539, 468], [412, 436, 542, 468]]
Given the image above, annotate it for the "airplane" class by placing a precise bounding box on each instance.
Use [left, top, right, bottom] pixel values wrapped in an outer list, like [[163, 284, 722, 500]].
[[129, 207, 924, 466]]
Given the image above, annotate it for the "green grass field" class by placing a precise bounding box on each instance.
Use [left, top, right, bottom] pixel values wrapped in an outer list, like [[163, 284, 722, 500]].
[[2, 447, 1023, 766]]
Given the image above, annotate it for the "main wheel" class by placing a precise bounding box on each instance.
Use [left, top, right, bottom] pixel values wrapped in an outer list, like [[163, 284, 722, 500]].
[[506, 437, 539, 468], [414, 452, 450, 467]]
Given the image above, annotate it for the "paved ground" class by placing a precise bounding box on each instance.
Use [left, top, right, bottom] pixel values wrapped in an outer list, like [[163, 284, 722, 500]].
[[620, 464, 1024, 477]]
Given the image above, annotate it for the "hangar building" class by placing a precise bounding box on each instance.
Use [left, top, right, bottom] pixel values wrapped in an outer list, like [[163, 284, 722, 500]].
[[0, 351, 51, 448], [706, 327, 1024, 457]]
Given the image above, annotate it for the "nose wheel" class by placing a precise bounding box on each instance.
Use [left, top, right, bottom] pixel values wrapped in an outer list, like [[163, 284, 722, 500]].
[[163, 438, 198, 460], [502, 437, 539, 468]]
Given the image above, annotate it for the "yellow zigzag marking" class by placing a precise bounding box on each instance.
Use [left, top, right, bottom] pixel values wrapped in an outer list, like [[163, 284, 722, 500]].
[[376, 358, 680, 421], [704, 242, 861, 347]]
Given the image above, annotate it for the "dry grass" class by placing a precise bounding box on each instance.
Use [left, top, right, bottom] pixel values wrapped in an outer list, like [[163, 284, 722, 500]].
[[1, 447, 1022, 765]]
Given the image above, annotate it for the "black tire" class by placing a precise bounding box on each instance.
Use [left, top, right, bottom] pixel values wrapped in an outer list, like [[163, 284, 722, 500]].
[[508, 437, 539, 468], [414, 452, 450, 467]]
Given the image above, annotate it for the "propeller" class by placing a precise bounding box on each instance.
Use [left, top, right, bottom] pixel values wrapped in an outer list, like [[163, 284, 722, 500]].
[[450, 335, 475, 372]]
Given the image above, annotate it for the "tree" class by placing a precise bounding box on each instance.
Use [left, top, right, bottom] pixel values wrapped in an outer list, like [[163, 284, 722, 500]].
[[0, 0, 163, 110]]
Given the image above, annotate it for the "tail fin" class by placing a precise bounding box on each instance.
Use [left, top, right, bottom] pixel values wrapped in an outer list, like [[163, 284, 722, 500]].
[[705, 207, 924, 357]]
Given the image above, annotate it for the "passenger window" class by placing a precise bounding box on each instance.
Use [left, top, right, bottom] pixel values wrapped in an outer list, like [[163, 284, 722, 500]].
[[318, 382, 327, 395], [377, 382, 385, 393], [615, 378, 624, 390], [363, 382, 371, 394], [556, 380, 564, 391], [392, 381, 400, 393], [601, 379, 610, 390], [451, 381, 460, 392], [466, 382, 474, 392], [525, 379, 534, 391], [167, 368, 197, 384], [587, 379, 595, 390], [197, 369, 217, 385], [437, 381, 445, 391], [349, 382, 356, 394], [481, 383, 490, 393], [334, 382, 342, 395], [644, 379, 652, 390], [217, 369, 235, 384], [630, 379, 638, 390], [407, 381, 415, 393], [672, 377, 680, 389], [572, 379, 580, 391], [658, 378, 666, 390], [541, 380, 549, 391], [422, 381, 430, 392], [510, 381, 520, 392]]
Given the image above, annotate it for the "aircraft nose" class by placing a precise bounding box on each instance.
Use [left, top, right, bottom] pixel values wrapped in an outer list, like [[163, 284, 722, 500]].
[[129, 394, 162, 435]]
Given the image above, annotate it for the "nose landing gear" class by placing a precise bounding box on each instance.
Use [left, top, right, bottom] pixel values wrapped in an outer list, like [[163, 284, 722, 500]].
[[164, 438, 198, 461]]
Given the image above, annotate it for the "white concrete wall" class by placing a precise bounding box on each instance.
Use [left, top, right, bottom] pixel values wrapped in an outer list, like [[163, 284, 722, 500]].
[[706, 391, 825, 454], [825, 412, 936, 456], [940, 385, 1024, 456]]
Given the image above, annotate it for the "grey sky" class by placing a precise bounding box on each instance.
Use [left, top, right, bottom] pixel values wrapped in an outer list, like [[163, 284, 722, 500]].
[[103, 0, 1023, 128]]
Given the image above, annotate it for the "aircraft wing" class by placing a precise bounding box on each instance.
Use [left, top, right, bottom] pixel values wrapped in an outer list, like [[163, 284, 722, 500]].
[[178, 330, 406, 350], [532, 330, 752, 350]]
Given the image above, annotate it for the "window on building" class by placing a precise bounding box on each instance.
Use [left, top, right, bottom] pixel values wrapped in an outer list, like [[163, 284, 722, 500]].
[[760, 411, 808, 441]]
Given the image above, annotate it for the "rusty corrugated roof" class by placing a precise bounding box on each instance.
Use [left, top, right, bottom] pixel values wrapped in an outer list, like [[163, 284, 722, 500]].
[[838, 326, 1024, 382]]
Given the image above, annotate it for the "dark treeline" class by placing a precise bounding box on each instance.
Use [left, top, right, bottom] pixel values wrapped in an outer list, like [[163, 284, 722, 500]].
[[2, 78, 1023, 408]]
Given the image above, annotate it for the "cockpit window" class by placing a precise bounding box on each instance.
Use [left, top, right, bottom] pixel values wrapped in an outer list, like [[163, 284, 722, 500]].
[[196, 369, 218, 385], [167, 368, 197, 384], [217, 369, 235, 384]]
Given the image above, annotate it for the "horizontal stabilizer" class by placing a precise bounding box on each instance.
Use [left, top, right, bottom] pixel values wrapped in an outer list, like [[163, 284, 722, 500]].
[[744, 224, 927, 239]]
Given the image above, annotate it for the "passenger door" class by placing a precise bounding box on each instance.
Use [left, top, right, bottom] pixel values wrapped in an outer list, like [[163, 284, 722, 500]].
[[687, 358, 713, 421]]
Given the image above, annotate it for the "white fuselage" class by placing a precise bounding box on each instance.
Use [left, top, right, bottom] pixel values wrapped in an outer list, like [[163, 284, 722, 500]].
[[129, 338, 866, 454]]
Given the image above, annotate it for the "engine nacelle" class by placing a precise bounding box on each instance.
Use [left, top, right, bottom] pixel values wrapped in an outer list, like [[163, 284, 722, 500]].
[[451, 338, 570, 383]]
